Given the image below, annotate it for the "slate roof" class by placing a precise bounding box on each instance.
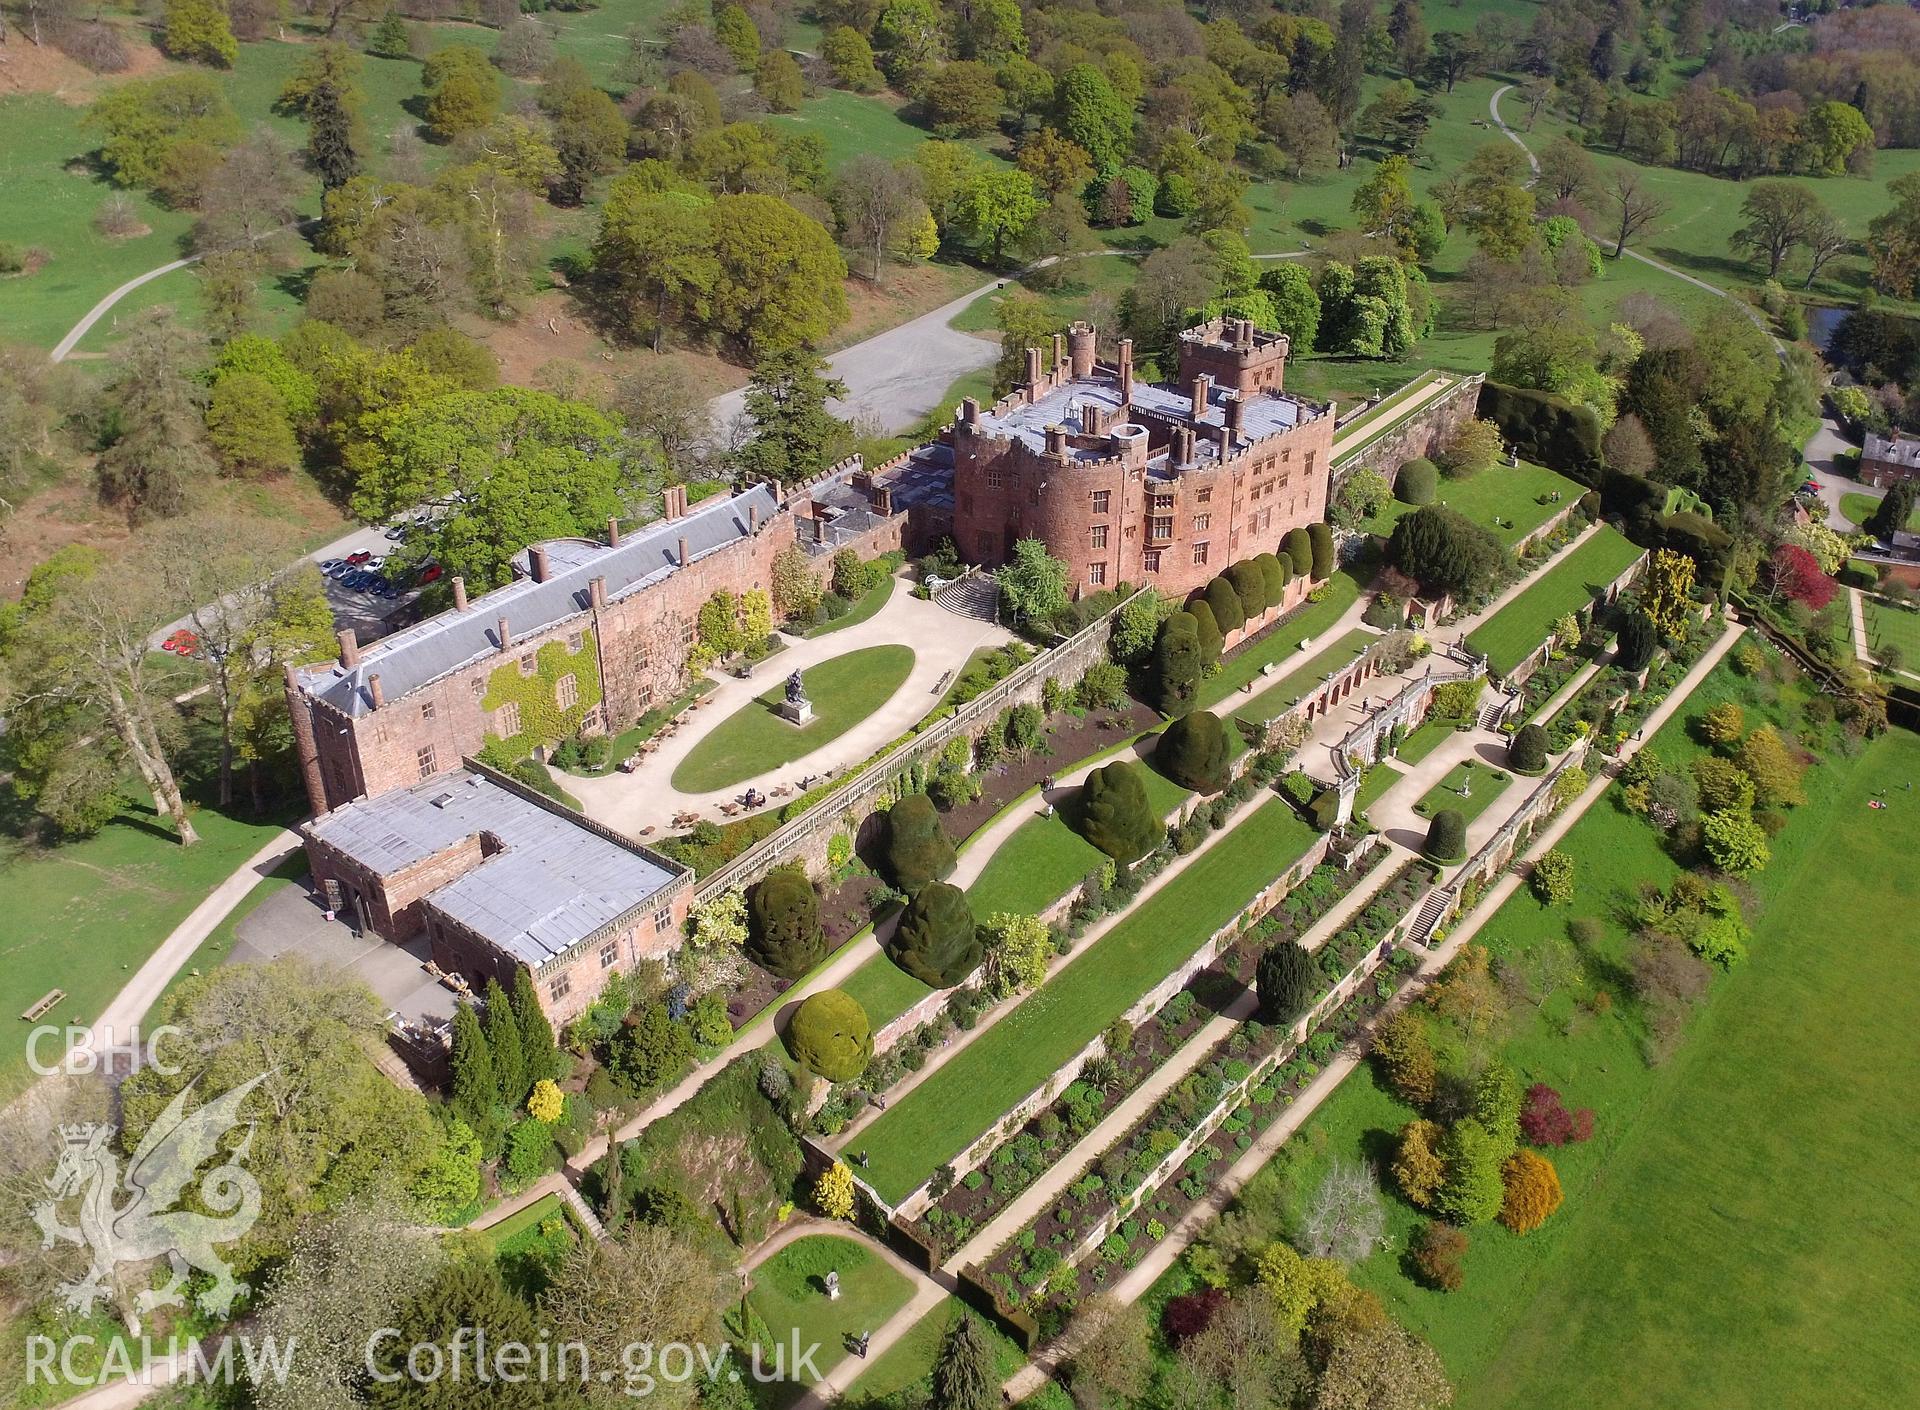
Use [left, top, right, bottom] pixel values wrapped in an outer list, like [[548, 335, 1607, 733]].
[[973, 372, 1322, 461], [305, 768, 680, 967], [1864, 431, 1920, 471], [297, 484, 779, 718]]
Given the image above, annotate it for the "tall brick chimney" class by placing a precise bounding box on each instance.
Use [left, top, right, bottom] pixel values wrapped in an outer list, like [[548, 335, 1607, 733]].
[[1051, 332, 1066, 370], [678, 535, 691, 567], [1225, 394, 1246, 442], [1190, 373, 1213, 420], [367, 673, 385, 709], [452, 576, 469, 612], [1045, 425, 1068, 457], [1024, 346, 1043, 398], [497, 615, 511, 651], [336, 627, 359, 669], [588, 575, 606, 609], [748, 504, 759, 532], [1118, 339, 1134, 406], [1235, 317, 1254, 348], [529, 545, 550, 583], [607, 516, 621, 548]]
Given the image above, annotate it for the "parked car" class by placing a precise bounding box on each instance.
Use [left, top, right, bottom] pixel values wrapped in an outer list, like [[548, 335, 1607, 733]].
[[346, 550, 373, 565], [416, 563, 444, 586], [319, 558, 345, 574], [160, 628, 200, 655]]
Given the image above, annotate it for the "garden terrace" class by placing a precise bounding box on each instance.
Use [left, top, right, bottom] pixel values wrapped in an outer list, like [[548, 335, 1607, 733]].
[[740, 1235, 916, 1396], [1409, 760, 1516, 832], [1365, 460, 1585, 551], [1236, 650, 1919, 1409], [907, 852, 1392, 1263], [854, 799, 1320, 1204], [1864, 597, 1920, 670], [1197, 572, 1366, 709], [1228, 629, 1377, 727], [1466, 528, 1647, 679], [976, 907, 1426, 1339]]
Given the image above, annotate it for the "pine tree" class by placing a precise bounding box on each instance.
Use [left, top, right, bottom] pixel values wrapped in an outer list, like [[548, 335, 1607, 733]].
[[369, 8, 411, 58], [511, 967, 561, 1087], [932, 1312, 998, 1410], [482, 977, 526, 1109]]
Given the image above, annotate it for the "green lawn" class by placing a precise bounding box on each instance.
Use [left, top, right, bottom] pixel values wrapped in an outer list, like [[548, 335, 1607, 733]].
[[838, 949, 935, 1032], [1466, 528, 1645, 677], [1198, 571, 1365, 708], [745, 1235, 915, 1393], [1353, 760, 1405, 816], [1368, 462, 1584, 549], [768, 89, 949, 170], [671, 644, 916, 793], [808, 573, 896, 637], [0, 790, 294, 1101], [1864, 597, 1920, 669], [1394, 718, 1459, 766], [842, 1293, 1073, 1410], [1246, 660, 1920, 1408], [1407, 759, 1512, 830], [1841, 491, 1915, 533], [1230, 628, 1376, 726], [858, 798, 1317, 1202]]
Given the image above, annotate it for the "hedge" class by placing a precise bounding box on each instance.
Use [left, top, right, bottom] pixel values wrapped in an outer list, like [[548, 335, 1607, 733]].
[[1478, 381, 1602, 481]]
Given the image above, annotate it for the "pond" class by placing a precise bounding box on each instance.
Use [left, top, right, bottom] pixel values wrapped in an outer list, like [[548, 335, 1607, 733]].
[[1806, 303, 1849, 352]]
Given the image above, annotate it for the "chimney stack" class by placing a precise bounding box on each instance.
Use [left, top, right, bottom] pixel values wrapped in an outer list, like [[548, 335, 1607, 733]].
[[874, 484, 893, 515], [1235, 318, 1254, 349], [452, 576, 468, 612], [1024, 347, 1043, 398], [367, 673, 385, 709], [1051, 332, 1066, 370], [663, 484, 687, 519], [608, 516, 621, 548], [1118, 339, 1134, 406], [1081, 401, 1102, 436], [529, 545, 550, 583], [1190, 373, 1212, 420], [1045, 425, 1068, 458], [336, 627, 359, 670], [748, 504, 759, 532], [961, 396, 981, 424], [589, 575, 606, 610], [1225, 394, 1246, 442], [678, 535, 691, 567], [497, 615, 511, 652]]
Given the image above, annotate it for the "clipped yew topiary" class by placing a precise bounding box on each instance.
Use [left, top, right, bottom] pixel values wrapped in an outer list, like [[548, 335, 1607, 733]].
[[1157, 709, 1230, 793], [1257, 551, 1288, 604], [1154, 611, 1204, 715], [1508, 722, 1549, 774], [1424, 808, 1468, 863], [885, 792, 955, 891], [887, 881, 980, 987], [1308, 522, 1335, 579], [1256, 940, 1319, 1024], [1617, 610, 1657, 672], [748, 868, 825, 979], [1283, 526, 1313, 577], [1202, 576, 1245, 635], [1078, 760, 1162, 864], [1396, 457, 1438, 505], [1225, 560, 1268, 618], [786, 988, 872, 1081], [1188, 597, 1224, 664]]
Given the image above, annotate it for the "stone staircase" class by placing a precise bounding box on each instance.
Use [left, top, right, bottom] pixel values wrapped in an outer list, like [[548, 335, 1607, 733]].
[[1406, 887, 1452, 947], [1476, 691, 1515, 731], [934, 570, 1000, 622]]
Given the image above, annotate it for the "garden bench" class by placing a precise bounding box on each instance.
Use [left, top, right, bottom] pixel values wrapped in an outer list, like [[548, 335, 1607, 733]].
[[21, 990, 64, 1022]]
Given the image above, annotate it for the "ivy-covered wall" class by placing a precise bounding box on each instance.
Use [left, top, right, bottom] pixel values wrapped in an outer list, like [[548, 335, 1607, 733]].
[[480, 632, 603, 756]]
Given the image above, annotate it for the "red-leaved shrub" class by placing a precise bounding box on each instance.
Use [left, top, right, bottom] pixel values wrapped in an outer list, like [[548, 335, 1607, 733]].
[[1161, 1287, 1227, 1347], [1519, 1083, 1596, 1147], [1770, 544, 1835, 610]]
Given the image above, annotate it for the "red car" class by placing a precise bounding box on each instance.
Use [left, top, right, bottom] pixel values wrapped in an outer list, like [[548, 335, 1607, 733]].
[[346, 550, 374, 565], [416, 563, 444, 585], [161, 629, 200, 655]]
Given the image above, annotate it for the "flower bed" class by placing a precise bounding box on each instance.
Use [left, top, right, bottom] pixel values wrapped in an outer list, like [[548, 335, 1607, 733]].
[[904, 847, 1389, 1260]]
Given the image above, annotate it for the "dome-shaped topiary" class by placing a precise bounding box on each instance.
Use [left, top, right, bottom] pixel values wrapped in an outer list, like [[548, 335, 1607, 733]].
[[1397, 457, 1438, 505], [887, 881, 981, 987], [1283, 527, 1314, 577], [749, 868, 825, 979], [1187, 598, 1223, 664], [884, 792, 955, 891], [1508, 722, 1549, 774], [1154, 611, 1204, 716], [1225, 560, 1268, 618], [1156, 710, 1230, 793], [786, 988, 872, 1082], [1078, 760, 1162, 864], [1425, 808, 1468, 863], [1202, 576, 1245, 635], [1308, 522, 1335, 580]]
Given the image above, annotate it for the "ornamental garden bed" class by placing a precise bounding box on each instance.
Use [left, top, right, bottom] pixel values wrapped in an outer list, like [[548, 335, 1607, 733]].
[[905, 848, 1392, 1261], [976, 946, 1422, 1343], [933, 699, 1162, 845]]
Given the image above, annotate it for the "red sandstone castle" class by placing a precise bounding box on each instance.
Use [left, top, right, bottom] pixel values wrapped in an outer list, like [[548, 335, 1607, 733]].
[[284, 321, 1336, 1018], [950, 319, 1334, 600]]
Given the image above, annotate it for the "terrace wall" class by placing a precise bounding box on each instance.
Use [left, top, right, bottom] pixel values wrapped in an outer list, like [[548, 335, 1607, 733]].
[[1329, 372, 1485, 488], [1500, 549, 1648, 690]]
